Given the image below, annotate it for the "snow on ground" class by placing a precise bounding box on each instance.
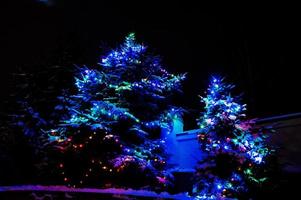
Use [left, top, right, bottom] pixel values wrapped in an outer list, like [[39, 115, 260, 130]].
[[0, 185, 193, 199]]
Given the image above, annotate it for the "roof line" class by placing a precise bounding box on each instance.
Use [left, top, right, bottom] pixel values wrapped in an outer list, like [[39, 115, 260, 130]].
[[256, 112, 301, 123], [176, 112, 301, 136]]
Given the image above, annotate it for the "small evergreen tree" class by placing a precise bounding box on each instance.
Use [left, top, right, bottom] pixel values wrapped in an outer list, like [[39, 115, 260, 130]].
[[193, 77, 275, 199]]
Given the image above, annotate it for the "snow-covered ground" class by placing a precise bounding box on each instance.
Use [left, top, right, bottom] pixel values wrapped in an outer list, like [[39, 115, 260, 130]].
[[0, 185, 193, 199]]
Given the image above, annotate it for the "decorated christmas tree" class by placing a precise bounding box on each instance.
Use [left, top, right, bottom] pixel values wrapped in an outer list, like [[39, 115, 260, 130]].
[[14, 33, 185, 191], [193, 77, 275, 199]]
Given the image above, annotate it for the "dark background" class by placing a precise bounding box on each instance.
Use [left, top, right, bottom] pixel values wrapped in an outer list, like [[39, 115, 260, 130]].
[[1, 0, 300, 129]]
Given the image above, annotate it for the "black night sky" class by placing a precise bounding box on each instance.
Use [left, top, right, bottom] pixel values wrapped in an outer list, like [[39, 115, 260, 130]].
[[1, 1, 300, 129]]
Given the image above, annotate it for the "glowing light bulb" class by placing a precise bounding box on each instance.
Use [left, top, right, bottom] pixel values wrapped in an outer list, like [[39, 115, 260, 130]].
[[255, 156, 263, 163]]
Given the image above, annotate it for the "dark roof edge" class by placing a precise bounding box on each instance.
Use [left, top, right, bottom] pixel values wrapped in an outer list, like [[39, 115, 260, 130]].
[[177, 112, 301, 136], [256, 112, 301, 124]]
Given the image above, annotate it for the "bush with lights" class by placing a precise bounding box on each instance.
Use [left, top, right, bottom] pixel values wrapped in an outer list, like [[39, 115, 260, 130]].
[[15, 33, 185, 191], [192, 77, 275, 199]]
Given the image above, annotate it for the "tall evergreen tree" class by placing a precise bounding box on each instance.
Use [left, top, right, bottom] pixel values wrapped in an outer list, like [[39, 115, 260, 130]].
[[15, 33, 185, 191]]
